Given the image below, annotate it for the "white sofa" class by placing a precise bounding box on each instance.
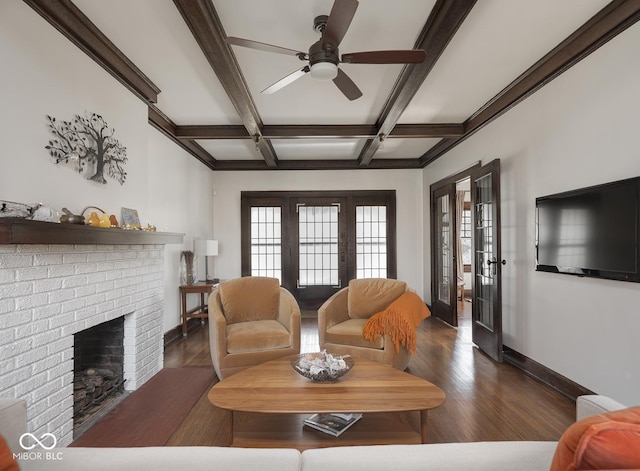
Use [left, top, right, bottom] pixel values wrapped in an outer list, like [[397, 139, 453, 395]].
[[0, 395, 626, 471]]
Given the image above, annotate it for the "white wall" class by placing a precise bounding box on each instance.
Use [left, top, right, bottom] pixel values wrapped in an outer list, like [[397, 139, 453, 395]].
[[0, 1, 214, 335], [147, 129, 215, 332], [422, 22, 640, 405], [212, 170, 424, 297]]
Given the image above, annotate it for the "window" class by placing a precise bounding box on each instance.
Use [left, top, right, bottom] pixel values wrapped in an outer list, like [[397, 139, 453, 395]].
[[249, 206, 282, 282], [356, 206, 388, 278], [461, 204, 472, 266]]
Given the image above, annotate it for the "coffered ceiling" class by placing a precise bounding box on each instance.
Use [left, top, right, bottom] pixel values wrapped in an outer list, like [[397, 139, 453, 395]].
[[23, 0, 640, 171]]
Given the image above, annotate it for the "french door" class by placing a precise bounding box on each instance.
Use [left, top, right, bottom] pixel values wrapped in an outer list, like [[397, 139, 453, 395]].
[[241, 191, 396, 309], [431, 184, 457, 326], [430, 160, 503, 362], [471, 159, 503, 362], [291, 197, 348, 309]]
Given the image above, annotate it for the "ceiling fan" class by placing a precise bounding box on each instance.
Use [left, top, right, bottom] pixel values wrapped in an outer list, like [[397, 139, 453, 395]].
[[226, 0, 426, 101]]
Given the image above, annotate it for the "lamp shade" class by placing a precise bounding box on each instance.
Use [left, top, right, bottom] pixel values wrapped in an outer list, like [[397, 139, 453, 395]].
[[194, 239, 218, 257]]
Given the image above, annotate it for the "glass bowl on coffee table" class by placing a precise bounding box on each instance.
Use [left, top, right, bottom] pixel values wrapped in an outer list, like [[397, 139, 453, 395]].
[[291, 350, 354, 382]]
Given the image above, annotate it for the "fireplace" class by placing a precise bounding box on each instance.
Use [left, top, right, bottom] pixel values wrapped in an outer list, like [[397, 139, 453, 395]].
[[0, 240, 171, 446], [73, 316, 127, 433]]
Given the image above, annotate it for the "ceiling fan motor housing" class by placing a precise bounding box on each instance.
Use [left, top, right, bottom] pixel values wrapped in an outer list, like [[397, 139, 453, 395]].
[[309, 36, 339, 80]]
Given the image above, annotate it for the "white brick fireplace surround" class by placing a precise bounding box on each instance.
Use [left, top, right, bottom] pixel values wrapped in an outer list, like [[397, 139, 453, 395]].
[[0, 243, 166, 446]]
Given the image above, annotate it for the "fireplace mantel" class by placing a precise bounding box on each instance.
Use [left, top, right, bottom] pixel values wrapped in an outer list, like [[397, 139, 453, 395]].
[[0, 218, 183, 245]]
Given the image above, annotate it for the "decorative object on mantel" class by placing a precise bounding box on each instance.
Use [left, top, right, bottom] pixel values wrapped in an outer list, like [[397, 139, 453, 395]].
[[30, 204, 58, 222], [0, 199, 33, 218], [109, 214, 119, 228], [121, 207, 141, 230], [87, 211, 101, 227], [45, 112, 127, 185], [180, 250, 197, 285], [1, 200, 58, 222], [99, 213, 111, 228], [81, 206, 110, 228], [60, 207, 85, 224], [60, 206, 111, 227]]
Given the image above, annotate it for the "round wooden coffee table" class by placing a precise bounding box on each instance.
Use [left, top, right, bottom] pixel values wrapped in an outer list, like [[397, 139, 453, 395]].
[[209, 355, 445, 449]]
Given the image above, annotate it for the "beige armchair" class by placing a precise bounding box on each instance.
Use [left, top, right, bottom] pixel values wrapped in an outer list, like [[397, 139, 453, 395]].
[[318, 278, 417, 370], [208, 276, 301, 380]]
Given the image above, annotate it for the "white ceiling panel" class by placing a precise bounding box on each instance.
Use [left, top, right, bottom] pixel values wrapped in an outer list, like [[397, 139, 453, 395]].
[[399, 0, 610, 124], [196, 140, 263, 160], [272, 139, 364, 160], [73, 0, 242, 125], [375, 138, 441, 160]]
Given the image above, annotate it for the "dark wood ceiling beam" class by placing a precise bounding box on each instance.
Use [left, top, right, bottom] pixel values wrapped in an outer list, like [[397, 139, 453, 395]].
[[390, 124, 464, 138], [264, 125, 378, 140], [23, 0, 160, 104], [148, 106, 217, 170], [213, 159, 423, 171], [419, 0, 640, 168], [175, 125, 249, 140], [173, 0, 278, 167], [174, 123, 464, 140], [358, 0, 477, 166]]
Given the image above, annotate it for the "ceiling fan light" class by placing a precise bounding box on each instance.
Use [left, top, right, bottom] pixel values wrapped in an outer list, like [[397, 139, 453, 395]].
[[310, 61, 338, 80]]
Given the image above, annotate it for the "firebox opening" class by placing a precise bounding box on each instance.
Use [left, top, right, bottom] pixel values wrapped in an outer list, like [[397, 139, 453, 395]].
[[73, 316, 127, 436]]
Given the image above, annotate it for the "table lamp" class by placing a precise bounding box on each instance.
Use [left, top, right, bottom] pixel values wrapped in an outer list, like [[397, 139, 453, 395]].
[[194, 239, 219, 283]]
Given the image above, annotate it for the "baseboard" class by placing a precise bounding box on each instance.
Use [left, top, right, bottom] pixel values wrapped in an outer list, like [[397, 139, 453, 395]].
[[503, 346, 594, 401], [164, 319, 204, 347]]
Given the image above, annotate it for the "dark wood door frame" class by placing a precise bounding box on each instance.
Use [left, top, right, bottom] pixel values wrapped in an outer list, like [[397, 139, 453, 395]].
[[241, 190, 397, 308], [430, 163, 481, 325]]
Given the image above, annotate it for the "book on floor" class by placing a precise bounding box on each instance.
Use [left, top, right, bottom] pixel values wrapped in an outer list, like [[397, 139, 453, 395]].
[[303, 413, 362, 437]]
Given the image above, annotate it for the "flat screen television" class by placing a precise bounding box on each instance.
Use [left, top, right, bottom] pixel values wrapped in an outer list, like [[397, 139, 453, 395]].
[[535, 177, 640, 282]]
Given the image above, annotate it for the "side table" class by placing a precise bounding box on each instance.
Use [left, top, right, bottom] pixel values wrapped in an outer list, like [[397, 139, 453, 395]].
[[179, 282, 216, 337]]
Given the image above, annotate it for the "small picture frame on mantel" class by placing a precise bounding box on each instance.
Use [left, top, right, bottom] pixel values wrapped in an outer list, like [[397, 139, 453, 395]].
[[121, 207, 141, 229]]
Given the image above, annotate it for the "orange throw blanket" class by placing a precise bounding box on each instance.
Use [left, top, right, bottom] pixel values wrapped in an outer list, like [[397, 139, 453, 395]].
[[363, 292, 431, 354]]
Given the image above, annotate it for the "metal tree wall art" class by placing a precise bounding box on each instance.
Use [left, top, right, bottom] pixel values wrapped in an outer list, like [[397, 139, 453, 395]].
[[45, 112, 127, 185]]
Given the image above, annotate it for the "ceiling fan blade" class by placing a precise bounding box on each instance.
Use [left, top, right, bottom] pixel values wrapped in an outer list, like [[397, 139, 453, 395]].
[[321, 0, 359, 50], [341, 50, 427, 64], [332, 68, 362, 101], [261, 66, 310, 94], [226, 37, 305, 58]]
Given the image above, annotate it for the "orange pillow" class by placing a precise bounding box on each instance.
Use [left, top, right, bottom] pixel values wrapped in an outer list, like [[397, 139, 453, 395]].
[[550, 406, 640, 471], [0, 434, 20, 471]]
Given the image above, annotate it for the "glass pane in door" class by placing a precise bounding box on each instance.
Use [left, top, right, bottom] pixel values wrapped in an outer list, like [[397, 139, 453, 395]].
[[356, 205, 388, 278], [250, 207, 282, 283], [298, 205, 339, 286], [475, 174, 494, 329], [436, 195, 452, 304]]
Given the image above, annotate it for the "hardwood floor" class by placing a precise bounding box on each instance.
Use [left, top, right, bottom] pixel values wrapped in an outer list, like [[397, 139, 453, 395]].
[[164, 301, 576, 445]]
